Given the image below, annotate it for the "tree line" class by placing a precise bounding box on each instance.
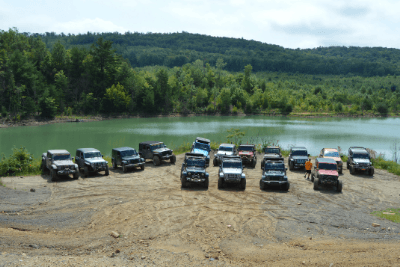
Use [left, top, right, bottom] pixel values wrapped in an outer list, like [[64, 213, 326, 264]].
[[1, 28, 399, 120]]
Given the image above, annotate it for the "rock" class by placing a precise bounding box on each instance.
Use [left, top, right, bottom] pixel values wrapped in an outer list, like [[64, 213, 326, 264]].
[[298, 203, 301, 205], [383, 212, 395, 215], [115, 249, 120, 253], [227, 225, 232, 228], [30, 188, 35, 192], [309, 237, 312, 240], [111, 231, 120, 238], [141, 256, 146, 259], [302, 261, 306, 264], [20, 176, 23, 178], [29, 244, 40, 249], [388, 227, 391, 231], [210, 258, 215, 261], [329, 263, 334, 267], [372, 223, 380, 227]]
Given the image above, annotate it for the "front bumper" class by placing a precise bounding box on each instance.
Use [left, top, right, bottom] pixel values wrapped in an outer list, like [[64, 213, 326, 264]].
[[353, 165, 371, 171], [186, 176, 207, 183], [261, 180, 288, 186], [91, 165, 108, 172], [124, 162, 145, 168], [161, 154, 174, 160], [241, 157, 255, 164], [57, 169, 77, 175], [293, 162, 305, 168], [223, 177, 242, 183]]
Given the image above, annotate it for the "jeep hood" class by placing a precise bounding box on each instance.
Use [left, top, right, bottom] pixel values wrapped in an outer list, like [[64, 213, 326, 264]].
[[186, 167, 205, 173], [192, 148, 209, 156], [53, 160, 75, 166], [264, 170, 285, 176], [318, 169, 339, 176], [291, 156, 308, 160], [325, 156, 342, 162], [223, 168, 242, 174], [153, 148, 171, 153], [217, 151, 233, 156], [239, 151, 254, 156], [353, 159, 370, 164], [85, 157, 107, 164], [122, 156, 141, 161]]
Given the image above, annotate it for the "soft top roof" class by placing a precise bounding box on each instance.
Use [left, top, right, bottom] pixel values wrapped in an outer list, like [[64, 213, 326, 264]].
[[291, 147, 307, 151], [221, 155, 241, 161], [266, 146, 280, 149], [324, 148, 338, 152], [219, 143, 235, 148], [316, 157, 337, 164], [140, 141, 163, 145], [112, 147, 136, 152], [76, 148, 100, 153], [185, 152, 206, 158], [238, 144, 255, 148], [264, 153, 283, 158], [48, 149, 70, 154], [195, 137, 210, 144], [349, 147, 368, 153]]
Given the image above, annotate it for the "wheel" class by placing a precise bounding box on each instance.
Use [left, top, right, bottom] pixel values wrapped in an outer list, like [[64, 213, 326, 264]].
[[213, 158, 218, 167], [153, 156, 160, 166], [313, 178, 319, 190], [41, 161, 46, 173], [204, 178, 209, 189], [369, 167, 374, 176], [51, 169, 57, 182], [252, 159, 256, 168], [346, 161, 349, 169], [141, 164, 145, 170], [339, 168, 343, 174], [181, 177, 187, 188], [240, 178, 246, 190], [73, 171, 79, 179], [105, 165, 109, 176], [337, 180, 343, 192], [218, 178, 224, 189], [260, 180, 265, 190], [113, 160, 117, 170], [170, 155, 176, 164], [349, 165, 354, 175], [123, 164, 127, 173], [281, 182, 289, 191], [261, 160, 264, 170], [289, 161, 294, 171], [84, 166, 89, 177], [311, 173, 314, 182]]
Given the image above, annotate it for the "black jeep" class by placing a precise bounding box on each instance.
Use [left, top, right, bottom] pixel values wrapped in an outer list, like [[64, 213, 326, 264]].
[[260, 161, 289, 191], [112, 147, 145, 173], [288, 147, 309, 170], [180, 153, 209, 189], [139, 141, 176, 166], [261, 152, 284, 170], [347, 147, 374, 176]]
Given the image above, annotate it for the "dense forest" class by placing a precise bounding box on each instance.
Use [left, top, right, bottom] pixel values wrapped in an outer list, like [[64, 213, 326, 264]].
[[1, 28, 400, 120]]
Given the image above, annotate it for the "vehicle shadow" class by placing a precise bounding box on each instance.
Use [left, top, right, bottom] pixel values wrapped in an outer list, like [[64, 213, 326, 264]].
[[180, 185, 208, 191], [218, 186, 245, 192], [78, 169, 109, 178], [111, 167, 145, 174], [41, 173, 78, 183], [318, 187, 343, 194], [260, 187, 290, 193]]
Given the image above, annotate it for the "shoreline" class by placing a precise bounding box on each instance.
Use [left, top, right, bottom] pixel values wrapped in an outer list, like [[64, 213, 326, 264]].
[[0, 112, 396, 128]]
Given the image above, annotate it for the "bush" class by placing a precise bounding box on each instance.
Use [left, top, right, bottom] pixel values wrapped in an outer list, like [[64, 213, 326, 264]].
[[232, 105, 238, 114], [0, 147, 41, 176], [376, 103, 388, 114], [372, 155, 400, 176], [39, 97, 58, 118]]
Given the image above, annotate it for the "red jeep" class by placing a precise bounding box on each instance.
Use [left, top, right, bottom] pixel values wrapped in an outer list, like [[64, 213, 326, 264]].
[[238, 144, 257, 168], [311, 157, 342, 192]]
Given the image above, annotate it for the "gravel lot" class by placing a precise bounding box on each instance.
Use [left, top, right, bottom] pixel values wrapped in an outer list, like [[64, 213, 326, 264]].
[[1, 153, 400, 266]]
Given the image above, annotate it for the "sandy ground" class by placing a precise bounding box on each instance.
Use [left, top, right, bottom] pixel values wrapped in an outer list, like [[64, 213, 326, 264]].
[[1, 153, 400, 266]]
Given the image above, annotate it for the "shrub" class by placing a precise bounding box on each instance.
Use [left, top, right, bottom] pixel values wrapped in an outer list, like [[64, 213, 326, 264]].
[[376, 103, 388, 114], [232, 105, 238, 114], [0, 147, 41, 176]]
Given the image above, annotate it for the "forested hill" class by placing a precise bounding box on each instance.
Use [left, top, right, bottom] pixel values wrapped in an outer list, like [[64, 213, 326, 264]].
[[31, 31, 400, 77]]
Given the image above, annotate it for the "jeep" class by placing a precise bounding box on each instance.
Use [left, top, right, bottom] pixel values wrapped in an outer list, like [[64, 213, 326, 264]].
[[213, 143, 236, 167], [180, 153, 209, 188], [112, 147, 145, 173], [288, 147, 310, 170], [347, 147, 374, 176], [261, 153, 284, 170], [139, 141, 176, 166], [41, 150, 79, 181], [75, 148, 109, 177], [318, 148, 343, 174], [260, 161, 289, 191], [311, 158, 342, 192], [218, 155, 246, 190], [264, 146, 282, 156], [238, 144, 257, 167], [191, 137, 211, 167]]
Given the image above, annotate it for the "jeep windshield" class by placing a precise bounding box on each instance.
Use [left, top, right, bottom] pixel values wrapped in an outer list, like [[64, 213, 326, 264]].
[[120, 150, 137, 157], [353, 153, 369, 159], [84, 152, 102, 158], [324, 151, 339, 157], [186, 159, 205, 167], [219, 146, 233, 152], [53, 154, 71, 161], [222, 162, 242, 168], [265, 148, 280, 154], [239, 146, 253, 151], [319, 163, 337, 170], [292, 150, 307, 156], [151, 143, 166, 150], [264, 163, 285, 171], [194, 142, 210, 151]]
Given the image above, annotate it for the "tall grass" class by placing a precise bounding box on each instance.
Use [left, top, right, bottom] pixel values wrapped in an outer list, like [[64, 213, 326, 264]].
[[372, 155, 400, 176]]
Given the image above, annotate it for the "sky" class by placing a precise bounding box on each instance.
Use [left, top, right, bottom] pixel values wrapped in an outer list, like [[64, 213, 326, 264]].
[[1, 0, 399, 49]]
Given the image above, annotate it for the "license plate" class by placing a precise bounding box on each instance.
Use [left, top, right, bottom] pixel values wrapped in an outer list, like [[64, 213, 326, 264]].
[[134, 164, 139, 166], [361, 169, 365, 171]]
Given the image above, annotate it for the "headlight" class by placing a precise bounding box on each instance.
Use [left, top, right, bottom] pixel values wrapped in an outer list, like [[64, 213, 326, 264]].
[[75, 164, 78, 169], [355, 162, 359, 165], [188, 172, 191, 175], [214, 154, 217, 157], [201, 173, 205, 177], [290, 159, 294, 161]]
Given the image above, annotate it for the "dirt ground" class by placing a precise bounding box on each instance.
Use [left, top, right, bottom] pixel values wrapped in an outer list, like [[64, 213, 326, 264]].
[[1, 153, 400, 266]]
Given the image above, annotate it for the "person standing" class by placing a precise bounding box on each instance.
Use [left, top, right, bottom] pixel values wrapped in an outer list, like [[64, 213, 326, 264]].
[[305, 158, 312, 179]]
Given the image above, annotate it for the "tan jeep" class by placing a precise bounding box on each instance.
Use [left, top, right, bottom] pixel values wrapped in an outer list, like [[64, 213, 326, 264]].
[[318, 148, 343, 174]]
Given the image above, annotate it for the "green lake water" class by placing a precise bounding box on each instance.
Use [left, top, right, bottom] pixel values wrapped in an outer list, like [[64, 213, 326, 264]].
[[0, 116, 398, 159]]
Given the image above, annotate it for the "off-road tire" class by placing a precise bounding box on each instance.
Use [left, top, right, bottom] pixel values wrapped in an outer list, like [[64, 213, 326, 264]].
[[73, 171, 79, 179], [51, 169, 57, 182], [84, 166, 89, 178], [289, 161, 294, 171], [141, 164, 145, 170], [41, 161, 46, 173], [260, 180, 265, 190], [153, 156, 160, 166], [339, 168, 343, 174], [181, 177, 187, 188], [240, 178, 246, 190], [218, 178, 224, 189], [170, 155, 176, 164], [337, 180, 343, 192], [261, 160, 264, 170], [281, 182, 289, 192], [204, 178, 209, 189], [252, 159, 256, 168], [347, 161, 349, 169], [105, 165, 109, 176], [313, 178, 319, 190], [213, 158, 218, 167], [349, 165, 354, 175], [311, 173, 314, 182], [123, 164, 128, 173], [369, 167, 374, 176], [113, 160, 117, 170]]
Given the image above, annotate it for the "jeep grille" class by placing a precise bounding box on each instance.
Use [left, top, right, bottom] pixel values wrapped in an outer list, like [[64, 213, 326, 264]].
[[227, 174, 240, 179], [296, 159, 306, 163], [268, 176, 283, 181], [130, 159, 140, 164], [162, 151, 172, 156]]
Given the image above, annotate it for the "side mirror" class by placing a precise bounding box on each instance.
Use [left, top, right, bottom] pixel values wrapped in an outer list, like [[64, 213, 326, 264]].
[[308, 154, 310, 157], [285, 168, 288, 171], [72, 157, 74, 161], [102, 155, 104, 158]]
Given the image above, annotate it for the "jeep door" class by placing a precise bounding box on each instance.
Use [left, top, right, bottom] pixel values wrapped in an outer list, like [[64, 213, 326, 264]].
[[78, 151, 85, 168], [46, 152, 52, 168], [144, 145, 152, 159], [116, 151, 122, 165]]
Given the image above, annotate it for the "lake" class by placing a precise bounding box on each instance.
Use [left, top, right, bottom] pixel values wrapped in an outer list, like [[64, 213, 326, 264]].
[[0, 116, 398, 159]]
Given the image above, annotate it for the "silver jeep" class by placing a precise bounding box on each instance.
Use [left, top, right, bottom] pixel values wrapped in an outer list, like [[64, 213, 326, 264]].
[[218, 155, 246, 190], [75, 148, 109, 177], [41, 150, 79, 181]]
